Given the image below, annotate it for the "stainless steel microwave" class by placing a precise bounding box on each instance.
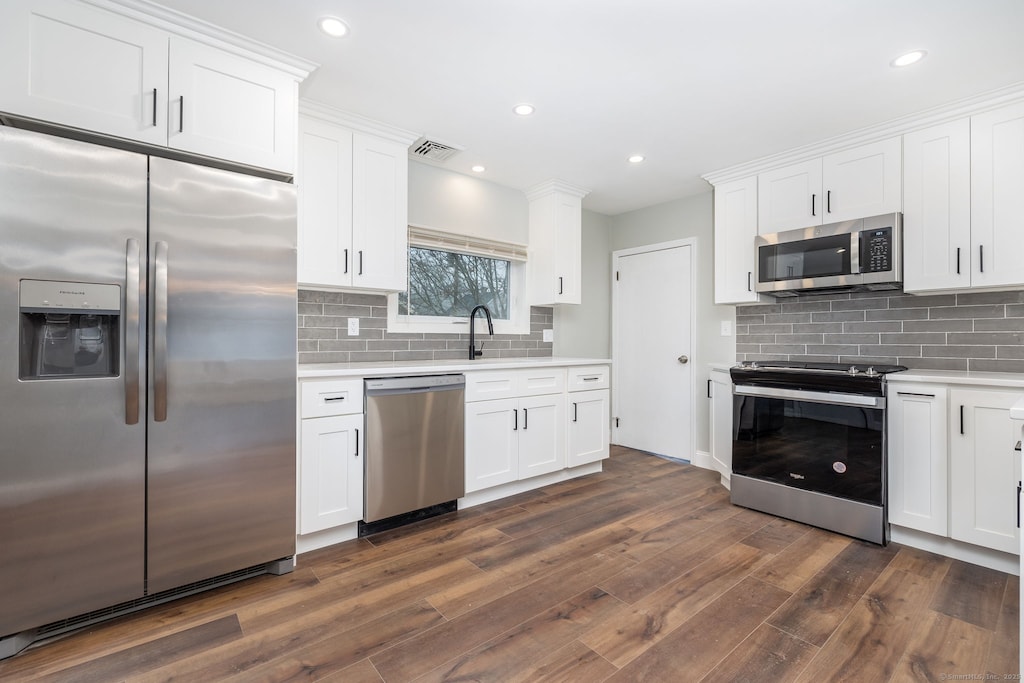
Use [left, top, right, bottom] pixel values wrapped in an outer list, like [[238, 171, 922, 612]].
[[755, 213, 902, 296]]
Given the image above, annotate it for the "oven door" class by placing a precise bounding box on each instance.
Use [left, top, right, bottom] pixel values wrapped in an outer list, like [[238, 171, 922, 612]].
[[732, 385, 885, 506]]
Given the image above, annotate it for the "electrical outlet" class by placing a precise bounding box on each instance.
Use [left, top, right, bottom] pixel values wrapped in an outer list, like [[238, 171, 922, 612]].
[[543, 329, 554, 343], [720, 320, 733, 337], [347, 317, 359, 336]]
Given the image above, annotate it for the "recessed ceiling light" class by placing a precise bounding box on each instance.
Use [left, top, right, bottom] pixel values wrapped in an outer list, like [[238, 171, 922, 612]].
[[628, 155, 645, 164], [513, 103, 535, 116], [891, 50, 927, 67], [471, 165, 486, 173], [318, 16, 349, 38]]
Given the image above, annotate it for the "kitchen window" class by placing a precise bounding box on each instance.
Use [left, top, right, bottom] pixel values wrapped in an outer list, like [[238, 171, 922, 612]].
[[387, 226, 530, 334]]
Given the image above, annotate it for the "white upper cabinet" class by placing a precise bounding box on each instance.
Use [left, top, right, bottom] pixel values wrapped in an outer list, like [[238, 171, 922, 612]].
[[902, 119, 972, 293], [757, 159, 822, 233], [713, 175, 760, 304], [0, 0, 312, 174], [351, 133, 410, 291], [971, 101, 1024, 290], [296, 105, 418, 292], [756, 137, 902, 233], [0, 0, 169, 146], [904, 102, 1024, 294], [527, 180, 589, 306], [167, 37, 297, 172]]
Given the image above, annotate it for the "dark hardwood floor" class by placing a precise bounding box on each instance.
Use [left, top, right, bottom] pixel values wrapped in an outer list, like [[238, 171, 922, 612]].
[[1, 446, 1018, 682]]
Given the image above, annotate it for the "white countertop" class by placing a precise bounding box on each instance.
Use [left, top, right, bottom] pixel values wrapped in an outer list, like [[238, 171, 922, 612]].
[[888, 368, 1024, 389], [297, 356, 611, 379], [1011, 395, 1024, 420]]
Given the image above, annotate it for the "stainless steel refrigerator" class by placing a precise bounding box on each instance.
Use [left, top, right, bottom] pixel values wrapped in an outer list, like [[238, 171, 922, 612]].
[[0, 126, 297, 651]]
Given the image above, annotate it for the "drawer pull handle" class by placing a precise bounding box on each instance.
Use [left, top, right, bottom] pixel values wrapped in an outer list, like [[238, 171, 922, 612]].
[[896, 392, 935, 398], [323, 395, 346, 403], [582, 376, 600, 382]]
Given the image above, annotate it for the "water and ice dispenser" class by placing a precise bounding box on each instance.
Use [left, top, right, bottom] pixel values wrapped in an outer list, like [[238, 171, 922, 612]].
[[19, 280, 120, 380]]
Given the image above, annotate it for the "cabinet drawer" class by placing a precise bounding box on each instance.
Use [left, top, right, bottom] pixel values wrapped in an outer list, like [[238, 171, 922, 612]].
[[465, 367, 567, 402], [567, 365, 609, 392], [518, 368, 566, 397], [300, 378, 363, 418], [465, 371, 518, 402]]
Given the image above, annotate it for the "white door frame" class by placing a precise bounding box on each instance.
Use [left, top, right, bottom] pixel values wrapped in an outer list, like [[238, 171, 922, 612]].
[[611, 237, 697, 461]]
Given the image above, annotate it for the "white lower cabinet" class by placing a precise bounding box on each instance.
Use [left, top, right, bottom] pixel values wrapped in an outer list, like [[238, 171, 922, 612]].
[[708, 367, 733, 478], [298, 379, 364, 534], [465, 394, 566, 493], [888, 381, 1022, 555], [567, 389, 610, 468], [299, 414, 363, 534], [887, 384, 949, 536], [949, 388, 1022, 554]]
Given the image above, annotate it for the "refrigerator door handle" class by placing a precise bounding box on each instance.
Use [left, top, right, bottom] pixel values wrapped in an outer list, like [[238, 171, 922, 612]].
[[124, 238, 141, 425], [154, 240, 169, 422]]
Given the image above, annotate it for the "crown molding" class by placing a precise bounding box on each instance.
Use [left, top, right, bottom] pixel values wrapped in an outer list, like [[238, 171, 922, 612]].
[[299, 100, 420, 145], [524, 179, 591, 202], [702, 81, 1024, 187], [84, 0, 318, 79]]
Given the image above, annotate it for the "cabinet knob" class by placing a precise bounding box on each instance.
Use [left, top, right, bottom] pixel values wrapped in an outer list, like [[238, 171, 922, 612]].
[[677, 355, 689, 364]]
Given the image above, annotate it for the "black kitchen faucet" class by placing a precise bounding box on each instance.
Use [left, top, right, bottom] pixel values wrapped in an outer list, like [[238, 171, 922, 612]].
[[468, 304, 494, 360]]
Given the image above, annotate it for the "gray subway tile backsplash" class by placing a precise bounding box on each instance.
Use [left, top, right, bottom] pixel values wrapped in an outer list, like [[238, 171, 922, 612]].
[[297, 289, 554, 364], [735, 288, 1024, 373]]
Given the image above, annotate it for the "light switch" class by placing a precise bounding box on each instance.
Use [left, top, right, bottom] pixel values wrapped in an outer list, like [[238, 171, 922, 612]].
[[720, 320, 733, 336], [347, 317, 359, 336]]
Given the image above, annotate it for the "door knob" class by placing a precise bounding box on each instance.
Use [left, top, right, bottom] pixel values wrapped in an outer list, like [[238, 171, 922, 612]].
[[677, 355, 689, 364]]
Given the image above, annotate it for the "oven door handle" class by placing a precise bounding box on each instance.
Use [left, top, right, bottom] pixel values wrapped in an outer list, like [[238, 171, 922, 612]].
[[734, 384, 885, 408]]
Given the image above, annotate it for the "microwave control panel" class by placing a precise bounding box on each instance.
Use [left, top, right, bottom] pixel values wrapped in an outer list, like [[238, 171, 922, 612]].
[[859, 227, 893, 273]]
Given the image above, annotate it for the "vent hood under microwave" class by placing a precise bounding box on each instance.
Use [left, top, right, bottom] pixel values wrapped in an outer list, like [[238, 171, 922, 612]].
[[754, 213, 902, 297]]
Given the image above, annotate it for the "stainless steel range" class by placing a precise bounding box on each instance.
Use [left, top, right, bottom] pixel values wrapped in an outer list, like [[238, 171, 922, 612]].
[[730, 361, 906, 544]]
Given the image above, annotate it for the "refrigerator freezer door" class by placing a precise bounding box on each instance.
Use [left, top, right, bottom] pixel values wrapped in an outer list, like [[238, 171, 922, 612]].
[[0, 127, 147, 635], [146, 157, 297, 592]]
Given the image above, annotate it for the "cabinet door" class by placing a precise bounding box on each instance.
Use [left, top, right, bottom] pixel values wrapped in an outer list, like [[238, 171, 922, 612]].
[[709, 369, 733, 478], [568, 389, 609, 467], [822, 137, 902, 223], [971, 101, 1024, 289], [757, 159, 823, 232], [465, 398, 518, 492], [299, 414, 363, 534], [351, 133, 409, 291], [297, 117, 354, 288], [168, 37, 296, 173], [902, 120, 972, 293], [950, 388, 1022, 554], [887, 384, 949, 535], [551, 194, 582, 304], [0, 0, 168, 146], [713, 176, 760, 304], [518, 394, 567, 479]]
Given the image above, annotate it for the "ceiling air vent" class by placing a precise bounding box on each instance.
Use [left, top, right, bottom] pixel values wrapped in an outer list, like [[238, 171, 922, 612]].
[[409, 137, 463, 163]]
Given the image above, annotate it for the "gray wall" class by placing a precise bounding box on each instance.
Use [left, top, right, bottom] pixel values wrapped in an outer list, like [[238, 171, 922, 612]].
[[737, 288, 1024, 372], [553, 210, 612, 358], [407, 161, 528, 243], [603, 190, 734, 458]]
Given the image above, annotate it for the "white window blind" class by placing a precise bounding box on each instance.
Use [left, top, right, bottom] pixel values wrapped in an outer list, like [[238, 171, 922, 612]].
[[407, 225, 527, 262]]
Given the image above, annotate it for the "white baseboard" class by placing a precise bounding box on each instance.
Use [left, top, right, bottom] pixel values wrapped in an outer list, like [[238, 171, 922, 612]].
[[296, 523, 359, 556], [691, 450, 731, 490], [890, 525, 1019, 576], [459, 462, 603, 510]]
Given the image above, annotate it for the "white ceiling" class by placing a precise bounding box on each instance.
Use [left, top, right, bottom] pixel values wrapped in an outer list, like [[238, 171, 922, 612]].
[[155, 0, 1024, 216]]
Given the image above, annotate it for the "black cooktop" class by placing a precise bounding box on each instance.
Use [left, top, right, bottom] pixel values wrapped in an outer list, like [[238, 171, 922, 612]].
[[730, 361, 907, 396]]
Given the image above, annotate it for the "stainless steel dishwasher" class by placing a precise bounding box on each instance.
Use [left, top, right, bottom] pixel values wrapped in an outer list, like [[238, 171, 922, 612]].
[[362, 375, 465, 533]]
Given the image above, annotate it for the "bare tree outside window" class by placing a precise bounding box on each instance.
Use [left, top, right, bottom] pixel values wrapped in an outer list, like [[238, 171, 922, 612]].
[[398, 247, 510, 319]]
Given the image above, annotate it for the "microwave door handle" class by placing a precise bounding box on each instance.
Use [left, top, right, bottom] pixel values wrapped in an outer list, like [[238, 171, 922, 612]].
[[849, 232, 861, 275]]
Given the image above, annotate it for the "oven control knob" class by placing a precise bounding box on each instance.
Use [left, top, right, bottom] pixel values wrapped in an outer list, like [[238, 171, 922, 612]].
[[864, 366, 879, 377], [848, 366, 860, 375]]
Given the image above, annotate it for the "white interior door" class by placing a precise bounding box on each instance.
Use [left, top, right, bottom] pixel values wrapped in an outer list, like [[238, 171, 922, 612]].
[[612, 240, 694, 460]]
